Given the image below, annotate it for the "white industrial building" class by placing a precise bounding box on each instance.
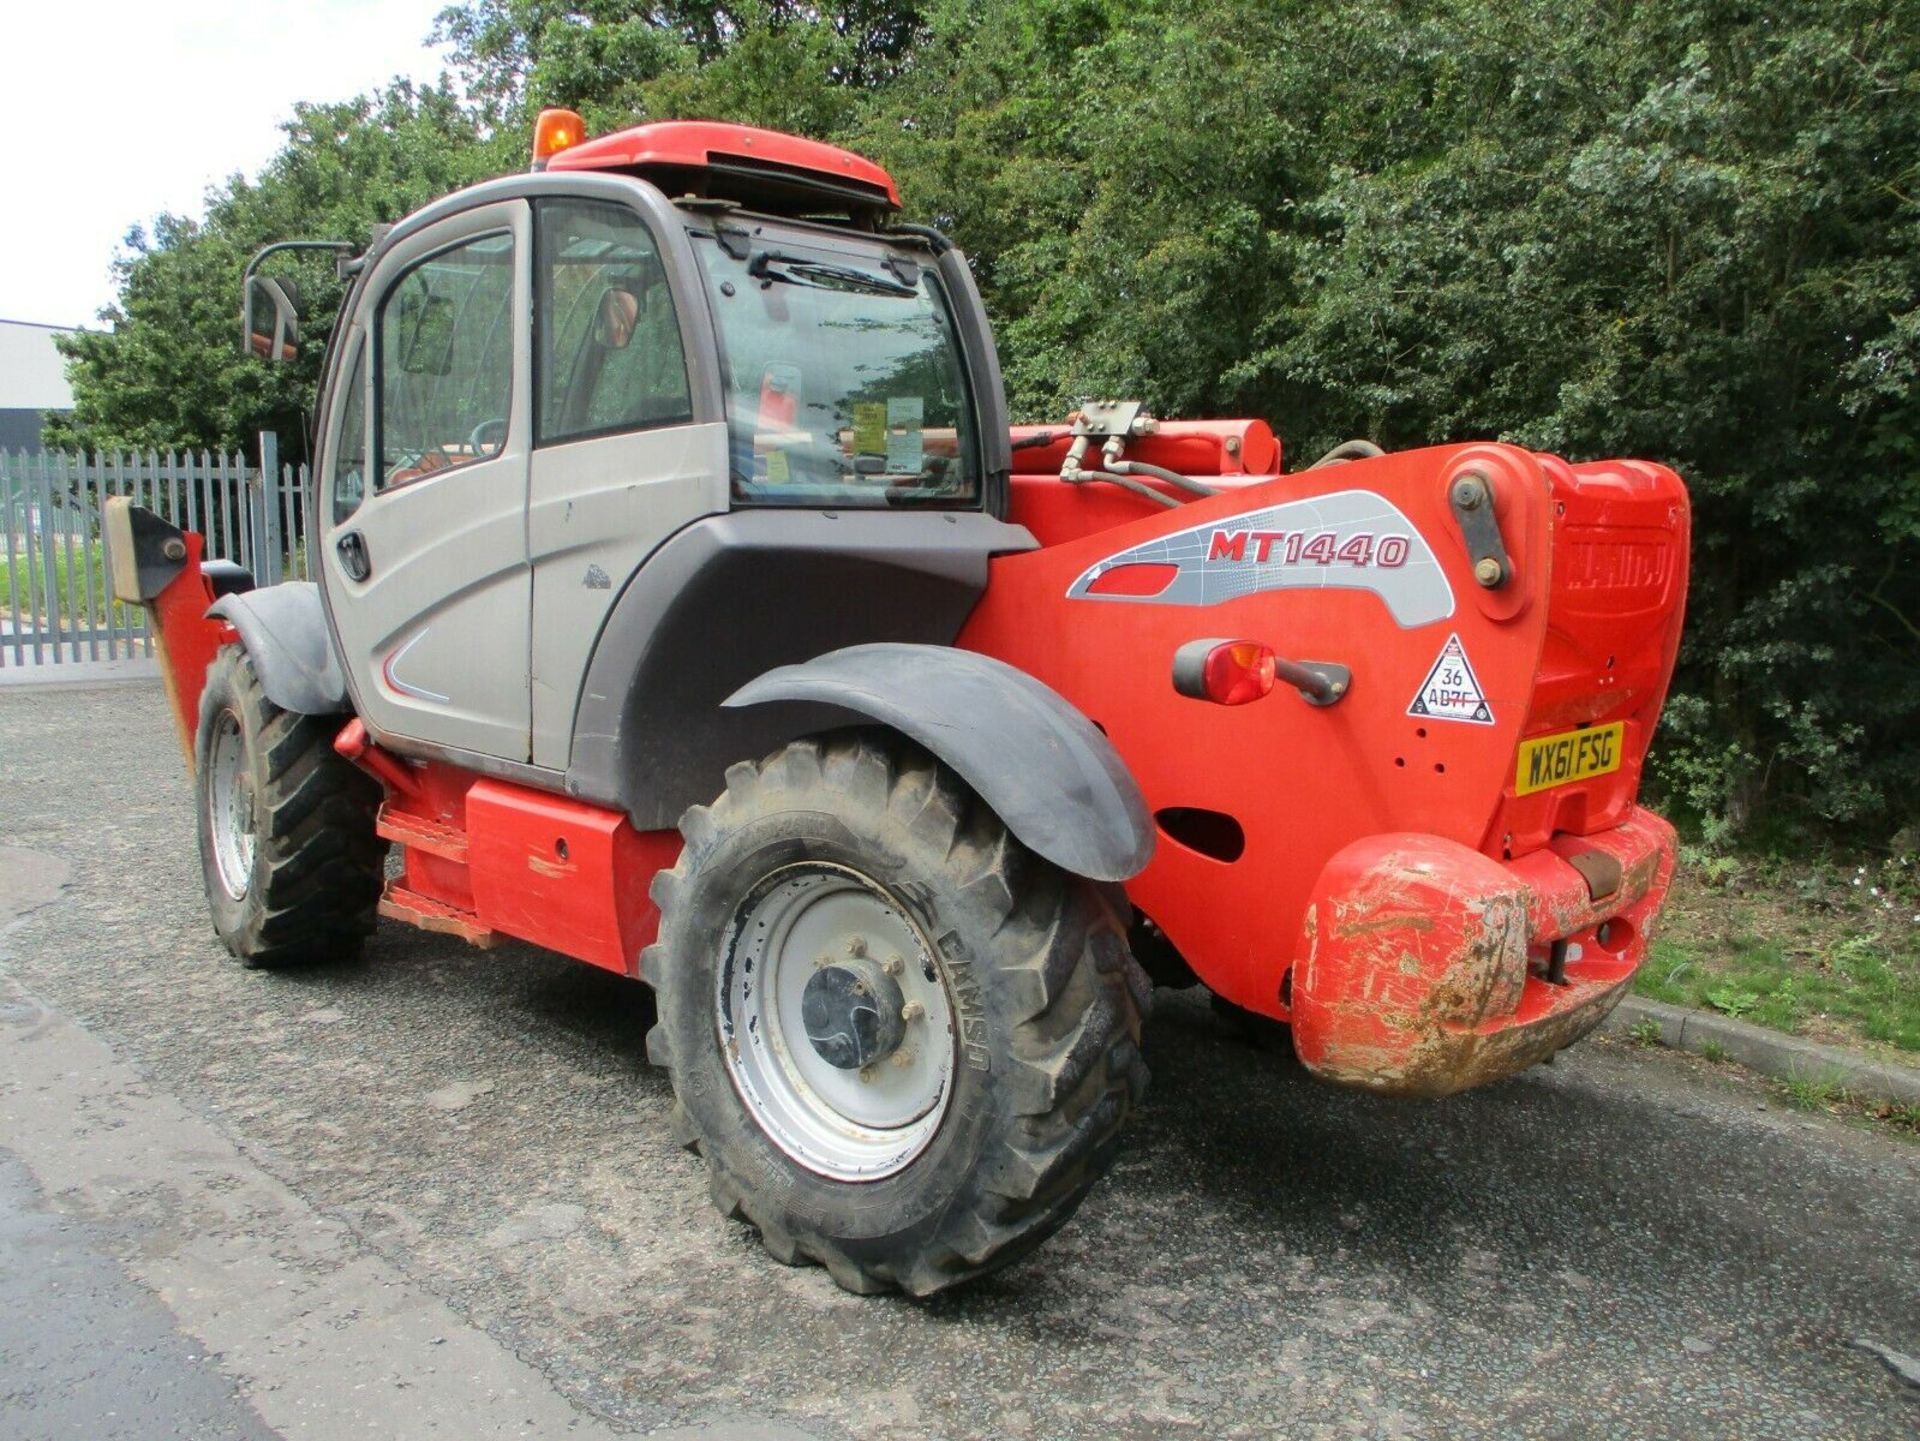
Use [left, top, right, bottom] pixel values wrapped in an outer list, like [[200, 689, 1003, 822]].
[[0, 319, 79, 453]]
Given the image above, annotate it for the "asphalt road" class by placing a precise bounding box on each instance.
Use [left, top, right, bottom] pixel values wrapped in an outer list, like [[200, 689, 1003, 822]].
[[2, 682, 1916, 1440]]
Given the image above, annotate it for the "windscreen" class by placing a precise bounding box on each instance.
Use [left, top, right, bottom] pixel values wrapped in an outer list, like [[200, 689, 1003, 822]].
[[693, 228, 981, 508]]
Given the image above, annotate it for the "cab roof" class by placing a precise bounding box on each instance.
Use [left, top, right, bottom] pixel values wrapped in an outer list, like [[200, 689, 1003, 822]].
[[546, 120, 902, 215]]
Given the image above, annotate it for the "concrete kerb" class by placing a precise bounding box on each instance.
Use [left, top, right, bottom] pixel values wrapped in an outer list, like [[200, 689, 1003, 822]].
[[0, 658, 161, 689], [1604, 994, 1920, 1108]]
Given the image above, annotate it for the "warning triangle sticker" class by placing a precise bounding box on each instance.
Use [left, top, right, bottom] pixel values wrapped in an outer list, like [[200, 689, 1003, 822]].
[[1408, 633, 1494, 724]]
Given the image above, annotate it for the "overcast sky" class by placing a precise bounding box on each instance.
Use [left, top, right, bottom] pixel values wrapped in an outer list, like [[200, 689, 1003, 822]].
[[0, 1, 454, 330]]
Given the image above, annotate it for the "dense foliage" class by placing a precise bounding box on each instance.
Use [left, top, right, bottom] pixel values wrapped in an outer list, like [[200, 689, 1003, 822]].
[[52, 0, 1920, 843]]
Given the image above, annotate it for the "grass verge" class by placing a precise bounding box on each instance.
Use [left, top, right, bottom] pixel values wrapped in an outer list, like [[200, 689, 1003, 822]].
[[1635, 853, 1920, 1059]]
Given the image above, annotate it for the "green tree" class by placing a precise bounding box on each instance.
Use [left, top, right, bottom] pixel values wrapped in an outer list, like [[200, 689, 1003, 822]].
[[868, 0, 1919, 835], [49, 82, 497, 462], [1253, 2, 1920, 835], [432, 0, 922, 122]]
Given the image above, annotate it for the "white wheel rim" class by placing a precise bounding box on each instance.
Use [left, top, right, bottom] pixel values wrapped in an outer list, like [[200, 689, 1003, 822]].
[[717, 863, 957, 1182], [206, 710, 255, 899]]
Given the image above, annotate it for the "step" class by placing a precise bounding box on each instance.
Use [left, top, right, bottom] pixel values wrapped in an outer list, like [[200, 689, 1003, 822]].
[[378, 882, 498, 949], [376, 804, 470, 864]]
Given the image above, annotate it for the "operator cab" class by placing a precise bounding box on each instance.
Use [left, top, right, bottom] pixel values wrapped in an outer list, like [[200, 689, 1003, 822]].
[[251, 116, 1007, 518], [240, 115, 1018, 780], [542, 116, 993, 513]]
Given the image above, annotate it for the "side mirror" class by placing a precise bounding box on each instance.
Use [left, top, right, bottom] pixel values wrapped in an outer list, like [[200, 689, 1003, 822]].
[[243, 275, 301, 363], [594, 288, 640, 350]]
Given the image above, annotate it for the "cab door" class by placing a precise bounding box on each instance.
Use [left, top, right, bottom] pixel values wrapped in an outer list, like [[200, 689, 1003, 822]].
[[320, 200, 534, 761], [525, 193, 728, 769]]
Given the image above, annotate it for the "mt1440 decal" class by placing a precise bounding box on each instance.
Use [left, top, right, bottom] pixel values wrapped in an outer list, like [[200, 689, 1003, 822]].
[[1067, 489, 1455, 629]]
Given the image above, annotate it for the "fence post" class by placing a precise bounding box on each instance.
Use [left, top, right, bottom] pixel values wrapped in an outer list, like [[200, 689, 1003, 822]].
[[79, 453, 100, 661], [37, 452, 60, 663], [297, 464, 316, 580], [258, 431, 281, 586], [2, 454, 24, 666]]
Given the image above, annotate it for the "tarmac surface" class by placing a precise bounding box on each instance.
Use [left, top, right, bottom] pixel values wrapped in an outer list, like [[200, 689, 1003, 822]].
[[2, 681, 1916, 1440]]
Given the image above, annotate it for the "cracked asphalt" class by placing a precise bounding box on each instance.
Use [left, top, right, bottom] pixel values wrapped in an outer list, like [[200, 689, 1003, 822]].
[[2, 681, 1916, 1440]]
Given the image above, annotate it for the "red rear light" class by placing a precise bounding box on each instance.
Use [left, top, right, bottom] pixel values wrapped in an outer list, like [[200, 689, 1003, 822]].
[[1173, 639, 1278, 706]]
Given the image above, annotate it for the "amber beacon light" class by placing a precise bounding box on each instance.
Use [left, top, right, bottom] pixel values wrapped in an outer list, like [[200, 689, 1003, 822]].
[[532, 108, 586, 169]]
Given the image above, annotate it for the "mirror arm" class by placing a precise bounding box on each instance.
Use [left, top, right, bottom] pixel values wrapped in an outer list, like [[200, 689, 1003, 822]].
[[242, 239, 359, 287]]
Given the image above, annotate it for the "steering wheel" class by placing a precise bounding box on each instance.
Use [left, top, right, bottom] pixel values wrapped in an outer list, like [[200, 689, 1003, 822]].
[[468, 418, 509, 459]]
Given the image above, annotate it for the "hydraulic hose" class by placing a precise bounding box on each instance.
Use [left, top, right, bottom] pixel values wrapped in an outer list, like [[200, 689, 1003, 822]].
[[1064, 469, 1181, 508], [1107, 458, 1220, 498], [1305, 439, 1385, 469], [1010, 430, 1060, 451]]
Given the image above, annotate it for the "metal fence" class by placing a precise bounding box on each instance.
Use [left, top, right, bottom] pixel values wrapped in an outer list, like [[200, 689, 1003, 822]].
[[0, 433, 310, 667]]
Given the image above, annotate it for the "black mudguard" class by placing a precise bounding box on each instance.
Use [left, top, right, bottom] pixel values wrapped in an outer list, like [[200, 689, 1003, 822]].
[[725, 643, 1154, 883], [207, 582, 351, 716]]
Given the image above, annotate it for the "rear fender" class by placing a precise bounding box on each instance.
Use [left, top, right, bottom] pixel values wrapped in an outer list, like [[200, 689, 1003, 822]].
[[725, 643, 1154, 883]]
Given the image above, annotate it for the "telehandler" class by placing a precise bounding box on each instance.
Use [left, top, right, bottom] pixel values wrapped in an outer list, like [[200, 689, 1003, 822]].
[[106, 112, 1689, 1295]]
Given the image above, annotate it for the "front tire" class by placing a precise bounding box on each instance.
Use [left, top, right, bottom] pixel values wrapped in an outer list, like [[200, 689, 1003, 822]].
[[194, 645, 386, 966], [646, 732, 1151, 1296]]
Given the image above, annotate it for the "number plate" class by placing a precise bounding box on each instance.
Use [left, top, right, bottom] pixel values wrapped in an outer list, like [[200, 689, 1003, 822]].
[[1513, 722, 1625, 797]]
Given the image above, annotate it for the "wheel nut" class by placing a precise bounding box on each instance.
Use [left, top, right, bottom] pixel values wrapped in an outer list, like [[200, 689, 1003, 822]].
[[901, 1000, 924, 1022], [882, 955, 904, 976], [891, 1049, 914, 1068], [847, 936, 868, 958]]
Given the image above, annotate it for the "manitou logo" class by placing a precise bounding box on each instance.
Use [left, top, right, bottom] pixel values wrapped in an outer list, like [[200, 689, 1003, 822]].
[[1207, 528, 1412, 568]]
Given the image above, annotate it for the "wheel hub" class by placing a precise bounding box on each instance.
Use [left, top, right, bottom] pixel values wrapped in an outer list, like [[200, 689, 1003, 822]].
[[801, 957, 906, 1071], [206, 709, 255, 899], [717, 864, 958, 1181]]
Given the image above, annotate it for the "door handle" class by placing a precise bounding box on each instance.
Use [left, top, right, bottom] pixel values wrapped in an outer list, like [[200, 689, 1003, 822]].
[[336, 530, 371, 582]]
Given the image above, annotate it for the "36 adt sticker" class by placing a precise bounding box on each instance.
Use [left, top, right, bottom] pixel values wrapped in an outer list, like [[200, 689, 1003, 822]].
[[1408, 633, 1493, 724]]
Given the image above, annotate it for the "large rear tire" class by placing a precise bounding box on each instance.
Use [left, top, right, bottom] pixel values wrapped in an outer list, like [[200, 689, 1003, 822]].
[[194, 644, 386, 967], [645, 732, 1151, 1296]]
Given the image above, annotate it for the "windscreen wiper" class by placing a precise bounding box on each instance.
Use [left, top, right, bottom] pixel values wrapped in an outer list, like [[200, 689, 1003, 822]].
[[746, 248, 917, 297]]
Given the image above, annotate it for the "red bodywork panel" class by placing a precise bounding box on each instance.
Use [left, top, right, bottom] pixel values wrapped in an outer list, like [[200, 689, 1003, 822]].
[[145, 530, 235, 767], [959, 437, 1688, 1078], [334, 720, 679, 975], [465, 781, 677, 971], [547, 120, 903, 207]]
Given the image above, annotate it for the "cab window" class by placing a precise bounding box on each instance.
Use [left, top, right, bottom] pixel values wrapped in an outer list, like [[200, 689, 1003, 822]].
[[692, 228, 981, 509], [376, 231, 514, 488], [536, 199, 691, 445], [329, 340, 368, 525]]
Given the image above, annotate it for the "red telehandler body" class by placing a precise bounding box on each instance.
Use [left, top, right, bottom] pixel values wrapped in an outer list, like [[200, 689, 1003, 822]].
[[106, 114, 1689, 1295]]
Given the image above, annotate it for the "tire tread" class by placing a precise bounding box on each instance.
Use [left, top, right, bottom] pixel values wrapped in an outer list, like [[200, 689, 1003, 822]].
[[196, 645, 385, 967], [650, 730, 1150, 1297]]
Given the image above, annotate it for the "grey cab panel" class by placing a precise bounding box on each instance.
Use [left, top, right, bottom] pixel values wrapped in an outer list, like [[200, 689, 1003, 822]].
[[307, 168, 1035, 833], [318, 199, 535, 761], [565, 509, 1036, 829], [528, 193, 730, 768], [530, 423, 729, 766]]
